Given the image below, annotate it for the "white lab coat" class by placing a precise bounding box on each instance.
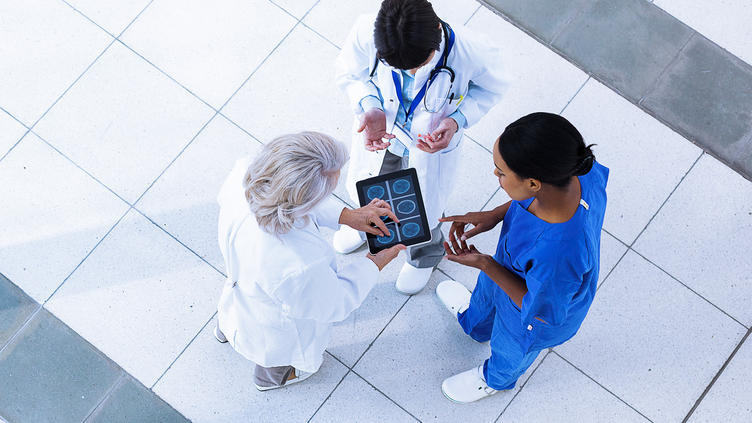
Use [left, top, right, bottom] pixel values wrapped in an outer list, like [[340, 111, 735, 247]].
[[335, 15, 507, 224], [216, 157, 379, 373]]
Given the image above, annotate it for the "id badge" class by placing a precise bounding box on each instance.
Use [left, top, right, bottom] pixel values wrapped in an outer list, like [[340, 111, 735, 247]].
[[391, 121, 414, 149]]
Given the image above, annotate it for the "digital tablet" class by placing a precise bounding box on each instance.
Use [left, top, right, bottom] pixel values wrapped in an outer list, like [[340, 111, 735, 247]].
[[355, 168, 432, 254]]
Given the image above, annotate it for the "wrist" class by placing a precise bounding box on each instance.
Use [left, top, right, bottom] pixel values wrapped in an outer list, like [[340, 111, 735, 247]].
[[479, 255, 496, 272], [338, 207, 350, 225], [449, 117, 459, 131]]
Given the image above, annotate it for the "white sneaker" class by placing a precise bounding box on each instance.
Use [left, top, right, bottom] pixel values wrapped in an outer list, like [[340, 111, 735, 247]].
[[395, 263, 433, 295], [441, 365, 498, 404], [436, 280, 471, 317], [333, 226, 364, 254], [213, 324, 228, 344], [255, 369, 314, 391]]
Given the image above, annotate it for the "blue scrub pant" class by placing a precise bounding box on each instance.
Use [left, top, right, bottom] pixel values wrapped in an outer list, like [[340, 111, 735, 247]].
[[458, 275, 541, 390]]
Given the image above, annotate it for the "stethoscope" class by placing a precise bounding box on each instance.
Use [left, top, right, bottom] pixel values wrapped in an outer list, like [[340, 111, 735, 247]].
[[369, 21, 456, 115]]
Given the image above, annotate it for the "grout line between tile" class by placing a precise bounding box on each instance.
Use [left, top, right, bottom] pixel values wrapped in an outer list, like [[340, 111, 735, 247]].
[[682, 327, 752, 422], [81, 371, 126, 422], [43, 206, 134, 305], [306, 369, 352, 423], [133, 207, 227, 278], [551, 350, 655, 423], [132, 113, 219, 205], [0, 105, 30, 128], [464, 5, 482, 26], [115, 0, 155, 38], [350, 295, 412, 369], [349, 368, 423, 422], [638, 32, 695, 106], [300, 21, 341, 51], [151, 311, 218, 389], [0, 129, 31, 164], [559, 76, 591, 115], [629, 151, 704, 248], [58, 0, 118, 38], [0, 304, 43, 357], [494, 349, 552, 422], [464, 133, 492, 154], [630, 249, 748, 329], [31, 131, 133, 205], [595, 247, 629, 292]]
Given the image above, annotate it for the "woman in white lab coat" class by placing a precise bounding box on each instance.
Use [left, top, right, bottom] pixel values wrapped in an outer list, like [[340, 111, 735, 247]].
[[334, 0, 507, 295], [215, 132, 405, 391]]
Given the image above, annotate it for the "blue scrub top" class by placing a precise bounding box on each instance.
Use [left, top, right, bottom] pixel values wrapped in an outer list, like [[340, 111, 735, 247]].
[[479, 161, 609, 353]]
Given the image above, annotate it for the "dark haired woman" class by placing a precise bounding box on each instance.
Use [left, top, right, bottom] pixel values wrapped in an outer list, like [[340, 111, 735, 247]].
[[436, 112, 608, 403]]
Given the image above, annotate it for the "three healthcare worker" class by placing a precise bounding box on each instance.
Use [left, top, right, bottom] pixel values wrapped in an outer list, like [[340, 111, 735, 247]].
[[334, 0, 507, 294], [215, 132, 405, 391], [436, 113, 608, 403]]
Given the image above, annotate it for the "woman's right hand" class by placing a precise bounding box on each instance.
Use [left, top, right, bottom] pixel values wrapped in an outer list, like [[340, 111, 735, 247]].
[[439, 210, 502, 243], [367, 244, 406, 271]]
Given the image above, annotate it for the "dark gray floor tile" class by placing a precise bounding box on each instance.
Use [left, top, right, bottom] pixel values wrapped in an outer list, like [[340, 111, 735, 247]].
[[643, 35, 752, 178], [552, 0, 693, 101], [481, 0, 595, 42], [0, 273, 37, 347], [87, 376, 188, 423], [0, 310, 120, 423]]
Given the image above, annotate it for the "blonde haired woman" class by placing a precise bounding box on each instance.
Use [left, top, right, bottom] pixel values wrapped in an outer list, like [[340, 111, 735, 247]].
[[215, 132, 404, 391]]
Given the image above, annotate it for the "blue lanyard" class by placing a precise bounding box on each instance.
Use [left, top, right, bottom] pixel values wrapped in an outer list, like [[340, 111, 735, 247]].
[[391, 24, 455, 120]]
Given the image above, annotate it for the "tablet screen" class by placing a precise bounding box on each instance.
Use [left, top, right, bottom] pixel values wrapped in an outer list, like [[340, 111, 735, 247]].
[[355, 168, 432, 254]]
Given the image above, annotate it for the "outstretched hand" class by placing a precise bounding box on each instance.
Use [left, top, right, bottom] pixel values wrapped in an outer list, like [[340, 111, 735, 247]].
[[416, 117, 457, 153], [439, 210, 502, 246], [358, 108, 394, 151], [443, 238, 492, 270]]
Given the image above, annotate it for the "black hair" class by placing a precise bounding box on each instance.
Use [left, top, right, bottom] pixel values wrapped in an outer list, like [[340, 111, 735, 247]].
[[498, 112, 595, 188], [374, 0, 442, 70]]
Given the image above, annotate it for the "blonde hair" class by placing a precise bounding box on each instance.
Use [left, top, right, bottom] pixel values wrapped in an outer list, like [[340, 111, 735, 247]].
[[244, 132, 348, 235]]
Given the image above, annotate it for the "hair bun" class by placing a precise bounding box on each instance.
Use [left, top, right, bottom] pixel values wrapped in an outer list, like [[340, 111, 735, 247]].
[[573, 145, 596, 176]]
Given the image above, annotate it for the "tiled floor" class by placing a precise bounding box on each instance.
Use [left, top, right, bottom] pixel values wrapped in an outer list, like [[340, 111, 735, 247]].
[[1, 0, 751, 422]]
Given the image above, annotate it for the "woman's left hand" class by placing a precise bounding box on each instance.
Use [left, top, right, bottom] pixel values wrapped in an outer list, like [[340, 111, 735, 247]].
[[443, 238, 492, 270]]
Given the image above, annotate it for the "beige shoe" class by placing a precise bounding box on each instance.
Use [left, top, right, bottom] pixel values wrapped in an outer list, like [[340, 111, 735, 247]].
[[441, 365, 498, 403]]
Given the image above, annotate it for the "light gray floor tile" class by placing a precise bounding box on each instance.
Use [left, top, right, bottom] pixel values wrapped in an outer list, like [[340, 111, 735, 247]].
[[34, 42, 215, 203], [354, 272, 544, 422], [0, 0, 111, 125], [556, 251, 746, 422], [598, 231, 627, 286], [0, 274, 38, 348], [689, 335, 752, 422], [319, 221, 411, 367], [500, 353, 649, 422], [311, 372, 417, 423], [65, 0, 151, 36], [273, 0, 318, 19], [0, 110, 26, 159], [465, 8, 589, 151], [137, 115, 262, 271], [482, 0, 594, 42], [562, 79, 702, 244], [444, 138, 498, 218], [154, 317, 349, 423], [121, 0, 296, 108], [654, 0, 752, 66], [633, 154, 752, 326], [642, 35, 752, 175], [223, 25, 354, 145], [0, 310, 120, 423], [0, 134, 128, 302], [553, 0, 693, 101], [87, 376, 188, 423], [46, 210, 224, 387], [304, 0, 478, 49]]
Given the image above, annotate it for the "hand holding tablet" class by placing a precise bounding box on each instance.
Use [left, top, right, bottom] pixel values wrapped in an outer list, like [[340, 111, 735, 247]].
[[356, 168, 432, 254]]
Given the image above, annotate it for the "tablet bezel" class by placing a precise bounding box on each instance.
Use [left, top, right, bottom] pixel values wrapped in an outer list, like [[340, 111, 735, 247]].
[[355, 168, 432, 254]]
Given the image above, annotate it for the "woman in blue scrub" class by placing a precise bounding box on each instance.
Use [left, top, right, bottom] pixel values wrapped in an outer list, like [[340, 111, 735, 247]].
[[436, 112, 608, 403]]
